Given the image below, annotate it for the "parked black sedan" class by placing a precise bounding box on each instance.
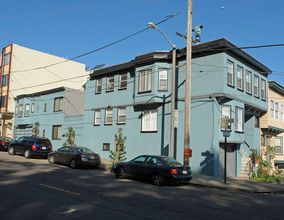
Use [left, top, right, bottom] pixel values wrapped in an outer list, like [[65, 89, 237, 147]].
[[0, 137, 13, 151], [48, 146, 101, 169], [113, 155, 192, 186]]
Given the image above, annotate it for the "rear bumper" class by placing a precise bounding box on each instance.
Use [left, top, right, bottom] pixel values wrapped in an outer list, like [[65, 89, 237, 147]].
[[0, 144, 8, 151], [79, 160, 101, 167], [165, 174, 192, 183], [31, 150, 51, 157]]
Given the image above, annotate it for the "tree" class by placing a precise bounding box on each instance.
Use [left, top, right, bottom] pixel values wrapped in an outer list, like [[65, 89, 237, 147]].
[[109, 128, 127, 170], [32, 122, 40, 137], [63, 126, 75, 146]]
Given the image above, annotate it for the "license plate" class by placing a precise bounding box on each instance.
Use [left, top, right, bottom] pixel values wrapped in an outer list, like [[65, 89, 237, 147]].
[[42, 147, 46, 150], [90, 156, 95, 159], [182, 170, 188, 174]]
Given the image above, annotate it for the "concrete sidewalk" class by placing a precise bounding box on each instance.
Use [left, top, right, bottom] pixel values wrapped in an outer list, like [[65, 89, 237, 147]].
[[190, 173, 284, 194], [100, 158, 284, 194]]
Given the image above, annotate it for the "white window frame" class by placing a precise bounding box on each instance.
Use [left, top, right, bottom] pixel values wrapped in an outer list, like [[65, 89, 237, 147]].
[[117, 107, 126, 124], [106, 76, 114, 92], [271, 100, 275, 118], [246, 70, 252, 94], [235, 107, 244, 132], [221, 105, 231, 130], [31, 103, 35, 113], [138, 69, 152, 93], [158, 68, 168, 91], [19, 104, 23, 117], [105, 109, 113, 125], [275, 102, 279, 120], [261, 79, 266, 100], [24, 104, 30, 117], [94, 110, 101, 126], [227, 60, 234, 86], [281, 104, 284, 121], [96, 78, 102, 94], [142, 109, 158, 132], [237, 66, 243, 90], [254, 75, 259, 98], [119, 73, 127, 90], [15, 106, 18, 115], [275, 137, 283, 155]]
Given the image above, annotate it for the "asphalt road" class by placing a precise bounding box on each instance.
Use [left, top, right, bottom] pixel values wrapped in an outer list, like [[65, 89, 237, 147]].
[[0, 151, 283, 220]]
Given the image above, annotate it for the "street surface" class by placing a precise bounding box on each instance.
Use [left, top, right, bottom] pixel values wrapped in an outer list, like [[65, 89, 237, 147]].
[[0, 151, 283, 220]]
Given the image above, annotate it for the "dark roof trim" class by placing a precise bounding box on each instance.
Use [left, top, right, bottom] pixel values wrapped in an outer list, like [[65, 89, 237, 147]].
[[14, 87, 66, 100], [89, 38, 271, 79], [269, 81, 284, 95]]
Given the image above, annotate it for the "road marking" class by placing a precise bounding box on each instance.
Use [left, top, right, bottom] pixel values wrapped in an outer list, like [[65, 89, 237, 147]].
[[40, 184, 81, 196]]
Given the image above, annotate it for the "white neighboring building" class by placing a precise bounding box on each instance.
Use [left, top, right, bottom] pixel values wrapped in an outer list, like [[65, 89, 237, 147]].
[[0, 43, 88, 137]]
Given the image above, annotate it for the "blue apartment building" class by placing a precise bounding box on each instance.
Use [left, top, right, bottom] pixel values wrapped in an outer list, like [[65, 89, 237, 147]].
[[13, 38, 271, 177], [83, 38, 271, 177], [13, 87, 85, 149]]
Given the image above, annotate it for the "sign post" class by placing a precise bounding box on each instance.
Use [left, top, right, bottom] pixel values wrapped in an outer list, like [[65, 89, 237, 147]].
[[218, 117, 234, 184]]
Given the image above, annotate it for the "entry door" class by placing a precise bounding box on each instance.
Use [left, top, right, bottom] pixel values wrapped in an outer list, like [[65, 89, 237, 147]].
[[219, 144, 237, 178]]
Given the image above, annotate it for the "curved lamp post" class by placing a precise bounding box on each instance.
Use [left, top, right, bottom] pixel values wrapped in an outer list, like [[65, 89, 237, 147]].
[[147, 22, 176, 159]]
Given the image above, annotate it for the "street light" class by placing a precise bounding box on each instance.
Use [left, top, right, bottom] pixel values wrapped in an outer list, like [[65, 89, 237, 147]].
[[147, 22, 176, 159]]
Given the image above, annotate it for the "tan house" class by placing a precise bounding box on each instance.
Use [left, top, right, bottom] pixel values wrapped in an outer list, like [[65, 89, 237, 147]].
[[260, 81, 284, 171], [0, 44, 88, 138]]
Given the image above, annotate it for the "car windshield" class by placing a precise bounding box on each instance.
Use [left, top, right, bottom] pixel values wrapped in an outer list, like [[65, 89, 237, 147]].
[[76, 147, 94, 154], [161, 156, 182, 166], [36, 138, 51, 145]]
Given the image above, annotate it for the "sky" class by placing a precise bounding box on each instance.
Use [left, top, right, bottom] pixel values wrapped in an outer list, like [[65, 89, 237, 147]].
[[1, 0, 284, 85]]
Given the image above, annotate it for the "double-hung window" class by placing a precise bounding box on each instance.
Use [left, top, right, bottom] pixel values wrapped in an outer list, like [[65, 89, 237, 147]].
[[281, 105, 284, 121], [96, 79, 102, 94], [1, 75, 8, 87], [254, 75, 259, 97], [25, 104, 30, 117], [261, 79, 266, 100], [94, 110, 101, 126], [54, 97, 63, 112], [52, 125, 62, 140], [221, 105, 231, 130], [227, 60, 234, 86], [139, 69, 152, 93], [275, 102, 279, 120], [246, 70, 252, 94], [106, 76, 114, 92], [3, 53, 10, 66], [105, 109, 113, 125], [271, 100, 275, 118], [119, 73, 127, 90], [15, 106, 18, 115], [275, 137, 283, 155], [237, 66, 243, 90], [117, 107, 126, 124], [235, 107, 244, 132], [19, 104, 23, 117], [158, 69, 168, 91], [142, 109, 157, 132], [31, 103, 35, 113]]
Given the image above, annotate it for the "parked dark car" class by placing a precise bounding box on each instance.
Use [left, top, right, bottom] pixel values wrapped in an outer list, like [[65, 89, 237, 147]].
[[48, 146, 101, 169], [8, 136, 53, 158], [0, 137, 13, 151], [113, 155, 192, 186]]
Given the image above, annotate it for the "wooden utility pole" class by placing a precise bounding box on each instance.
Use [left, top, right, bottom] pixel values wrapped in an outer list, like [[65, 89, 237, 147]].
[[184, 0, 193, 166]]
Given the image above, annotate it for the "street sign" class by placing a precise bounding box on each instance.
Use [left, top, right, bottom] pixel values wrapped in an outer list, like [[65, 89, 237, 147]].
[[218, 117, 234, 130]]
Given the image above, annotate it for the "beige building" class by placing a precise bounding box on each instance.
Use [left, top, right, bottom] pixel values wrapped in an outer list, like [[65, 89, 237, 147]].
[[260, 81, 284, 171], [0, 44, 88, 137]]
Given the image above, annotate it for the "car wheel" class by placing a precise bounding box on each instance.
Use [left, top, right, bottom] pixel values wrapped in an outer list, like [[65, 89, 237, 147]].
[[8, 147, 15, 155], [24, 149, 31, 158], [70, 159, 77, 169], [48, 155, 55, 164], [152, 174, 165, 186], [116, 167, 126, 179]]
